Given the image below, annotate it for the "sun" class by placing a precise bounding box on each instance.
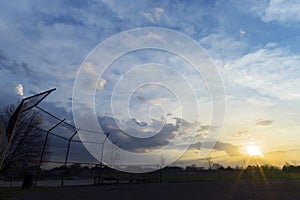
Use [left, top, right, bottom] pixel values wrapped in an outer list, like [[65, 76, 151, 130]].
[[247, 146, 264, 157]]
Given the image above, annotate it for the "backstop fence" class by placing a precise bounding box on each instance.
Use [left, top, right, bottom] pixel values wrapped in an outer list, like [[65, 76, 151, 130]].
[[0, 89, 164, 187]]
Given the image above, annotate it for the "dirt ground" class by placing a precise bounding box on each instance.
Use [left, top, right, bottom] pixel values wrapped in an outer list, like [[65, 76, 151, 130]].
[[13, 179, 300, 200]]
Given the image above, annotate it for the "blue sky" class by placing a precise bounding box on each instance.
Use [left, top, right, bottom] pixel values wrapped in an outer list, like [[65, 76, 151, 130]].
[[1, 0, 300, 167]]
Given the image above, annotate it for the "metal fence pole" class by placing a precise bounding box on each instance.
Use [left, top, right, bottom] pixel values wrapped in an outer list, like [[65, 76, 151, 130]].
[[0, 100, 24, 173], [159, 165, 162, 182], [34, 119, 65, 187], [61, 129, 78, 186], [97, 132, 110, 184]]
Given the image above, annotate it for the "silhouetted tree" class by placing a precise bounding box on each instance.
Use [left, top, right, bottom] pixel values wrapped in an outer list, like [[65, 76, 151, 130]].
[[226, 166, 233, 171], [282, 162, 300, 173], [186, 164, 203, 173], [69, 163, 81, 176], [0, 104, 48, 176], [212, 163, 224, 170], [205, 157, 213, 170]]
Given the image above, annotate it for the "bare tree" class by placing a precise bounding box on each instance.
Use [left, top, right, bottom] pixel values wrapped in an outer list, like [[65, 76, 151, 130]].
[[205, 156, 213, 170], [0, 104, 47, 176]]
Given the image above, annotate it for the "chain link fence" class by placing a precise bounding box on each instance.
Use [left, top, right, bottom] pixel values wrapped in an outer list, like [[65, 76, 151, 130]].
[[0, 89, 168, 187]]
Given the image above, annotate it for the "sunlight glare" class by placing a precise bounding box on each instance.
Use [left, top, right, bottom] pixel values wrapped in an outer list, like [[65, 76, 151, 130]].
[[247, 146, 264, 157]]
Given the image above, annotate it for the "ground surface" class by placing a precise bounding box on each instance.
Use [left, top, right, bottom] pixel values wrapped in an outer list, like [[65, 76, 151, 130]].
[[12, 179, 300, 200]]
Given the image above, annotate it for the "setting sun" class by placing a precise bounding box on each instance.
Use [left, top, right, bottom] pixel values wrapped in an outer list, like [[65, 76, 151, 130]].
[[247, 146, 264, 157]]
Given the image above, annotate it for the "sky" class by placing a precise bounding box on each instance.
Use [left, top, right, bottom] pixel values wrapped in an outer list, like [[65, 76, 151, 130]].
[[0, 0, 300, 169]]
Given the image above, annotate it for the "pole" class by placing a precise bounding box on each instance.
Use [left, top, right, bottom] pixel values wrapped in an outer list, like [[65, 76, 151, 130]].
[[0, 101, 24, 173], [159, 165, 162, 183], [61, 129, 78, 186], [97, 132, 110, 184], [34, 119, 65, 187]]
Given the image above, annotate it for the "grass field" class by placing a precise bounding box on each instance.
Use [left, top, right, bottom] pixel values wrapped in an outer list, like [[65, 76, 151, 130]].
[[0, 187, 54, 200], [10, 179, 300, 200], [0, 187, 22, 200], [2, 171, 300, 199]]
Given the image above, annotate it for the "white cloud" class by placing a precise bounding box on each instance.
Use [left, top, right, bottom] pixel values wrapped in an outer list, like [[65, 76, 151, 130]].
[[142, 12, 155, 23], [136, 96, 169, 106], [153, 7, 164, 20], [148, 97, 168, 105], [0, 83, 23, 108], [199, 33, 247, 59], [15, 84, 23, 96], [246, 0, 300, 23], [97, 78, 106, 90], [142, 7, 164, 23], [83, 62, 97, 75], [223, 45, 300, 100], [239, 29, 246, 37]]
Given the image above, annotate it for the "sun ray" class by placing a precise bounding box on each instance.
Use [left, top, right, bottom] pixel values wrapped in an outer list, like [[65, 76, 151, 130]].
[[255, 158, 274, 199]]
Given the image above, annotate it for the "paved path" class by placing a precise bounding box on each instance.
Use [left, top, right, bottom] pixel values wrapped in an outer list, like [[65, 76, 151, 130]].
[[13, 179, 300, 200], [0, 179, 95, 187]]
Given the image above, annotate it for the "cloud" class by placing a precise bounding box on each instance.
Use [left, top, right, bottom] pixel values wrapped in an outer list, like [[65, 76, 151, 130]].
[[136, 95, 168, 105], [148, 97, 168, 105], [0, 0, 229, 112], [82, 62, 97, 75], [0, 52, 34, 76], [241, 0, 300, 23], [131, 118, 147, 127], [199, 33, 247, 59], [39, 100, 74, 124], [98, 116, 177, 153], [191, 141, 241, 157], [0, 83, 22, 108], [142, 7, 164, 23], [239, 29, 246, 37], [136, 95, 147, 102], [97, 78, 106, 90], [142, 12, 155, 23], [47, 132, 97, 163], [214, 142, 241, 156], [15, 84, 23, 96], [0, 0, 133, 108], [223, 45, 300, 100], [153, 7, 164, 20], [255, 119, 274, 126]]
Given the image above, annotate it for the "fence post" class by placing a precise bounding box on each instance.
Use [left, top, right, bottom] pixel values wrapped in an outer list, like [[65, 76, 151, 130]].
[[34, 119, 65, 187], [97, 132, 110, 184], [61, 129, 78, 186], [0, 101, 24, 172]]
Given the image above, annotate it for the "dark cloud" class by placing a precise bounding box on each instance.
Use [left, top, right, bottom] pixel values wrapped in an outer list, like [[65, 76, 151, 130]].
[[255, 119, 274, 126], [98, 116, 177, 153], [197, 125, 210, 132], [47, 134, 97, 163], [39, 13, 84, 27], [137, 96, 147, 102], [214, 142, 241, 156], [39, 101, 74, 123], [131, 118, 147, 126], [190, 141, 241, 157], [0, 52, 35, 76]]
